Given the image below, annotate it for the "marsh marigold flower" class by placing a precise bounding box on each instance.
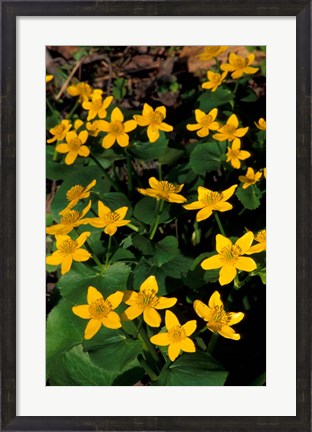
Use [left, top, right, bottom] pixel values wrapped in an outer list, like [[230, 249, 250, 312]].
[[150, 310, 197, 362], [186, 108, 220, 138], [226, 138, 251, 169], [46, 74, 54, 83], [213, 114, 248, 143], [100, 107, 137, 149], [255, 118, 266, 131], [67, 82, 93, 103], [56, 130, 90, 165], [72, 286, 123, 339], [123, 275, 177, 327], [201, 233, 257, 285], [197, 46, 228, 61], [47, 120, 72, 143], [246, 229, 266, 254], [263, 168, 266, 179], [239, 167, 262, 189], [46, 232, 91, 275], [133, 103, 173, 143], [64, 180, 96, 211], [137, 177, 187, 204], [183, 184, 237, 222], [194, 291, 244, 340], [202, 71, 227, 92], [86, 120, 106, 137], [86, 201, 130, 236], [221, 53, 259, 79], [46, 200, 91, 235], [82, 94, 113, 121]]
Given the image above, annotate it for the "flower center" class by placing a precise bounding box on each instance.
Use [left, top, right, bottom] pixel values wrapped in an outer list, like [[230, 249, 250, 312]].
[[102, 211, 120, 224], [159, 181, 178, 193], [168, 325, 186, 343], [58, 238, 78, 255], [53, 124, 65, 137], [220, 244, 242, 263], [222, 124, 236, 135], [232, 57, 247, 69], [89, 298, 112, 319], [199, 115, 213, 128], [78, 83, 92, 96], [148, 111, 164, 126], [66, 185, 85, 201], [228, 148, 240, 159], [203, 191, 223, 205], [91, 99, 103, 110], [211, 305, 229, 329], [60, 210, 81, 225], [110, 121, 124, 136], [137, 289, 159, 308], [211, 73, 221, 83], [255, 230, 266, 243], [68, 138, 81, 151]]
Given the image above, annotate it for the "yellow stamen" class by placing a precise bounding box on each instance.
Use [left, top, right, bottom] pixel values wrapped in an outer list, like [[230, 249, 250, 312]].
[[66, 185, 84, 201], [203, 191, 223, 205], [220, 245, 242, 263], [60, 210, 81, 225], [89, 298, 112, 319], [147, 111, 164, 125], [68, 138, 81, 151], [168, 325, 186, 343], [110, 121, 124, 136], [58, 239, 78, 255]]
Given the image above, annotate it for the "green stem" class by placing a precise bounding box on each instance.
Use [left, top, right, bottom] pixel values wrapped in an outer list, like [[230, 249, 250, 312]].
[[67, 100, 80, 118], [125, 152, 134, 197], [105, 235, 112, 267], [214, 212, 226, 236], [149, 199, 165, 240], [233, 80, 239, 95], [207, 332, 219, 354], [46, 98, 59, 123], [138, 326, 161, 365], [137, 355, 158, 381], [89, 154, 121, 192], [127, 222, 139, 232], [74, 227, 103, 270], [214, 57, 221, 72]]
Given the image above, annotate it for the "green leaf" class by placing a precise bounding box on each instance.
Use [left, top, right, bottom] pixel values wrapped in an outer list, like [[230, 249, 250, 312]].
[[190, 141, 226, 175], [240, 88, 257, 102], [110, 247, 136, 263], [197, 88, 234, 112], [99, 192, 132, 213], [134, 197, 171, 224], [158, 147, 184, 165], [112, 77, 127, 100], [132, 257, 167, 293], [46, 299, 85, 371], [154, 236, 179, 266], [132, 234, 155, 256], [128, 135, 168, 161], [58, 262, 132, 302], [153, 352, 228, 386], [258, 268, 266, 284], [236, 184, 262, 210]]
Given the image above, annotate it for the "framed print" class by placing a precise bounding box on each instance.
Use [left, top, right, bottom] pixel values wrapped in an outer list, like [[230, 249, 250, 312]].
[[1, 1, 311, 431]]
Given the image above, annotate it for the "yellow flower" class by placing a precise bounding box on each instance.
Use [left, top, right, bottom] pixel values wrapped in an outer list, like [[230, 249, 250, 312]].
[[186, 108, 220, 137], [46, 231, 91, 275], [137, 177, 187, 204], [82, 94, 113, 121], [246, 229, 266, 254], [255, 118, 266, 130], [46, 201, 92, 235], [47, 120, 72, 143], [67, 82, 93, 103], [239, 167, 262, 189], [150, 310, 197, 362], [197, 46, 228, 61], [194, 291, 244, 340], [123, 276, 177, 327], [201, 233, 257, 285], [226, 138, 251, 169], [63, 180, 96, 211], [183, 184, 237, 222], [55, 131, 90, 165], [100, 107, 137, 148], [72, 286, 123, 339], [221, 53, 259, 79], [133, 103, 173, 143], [202, 71, 227, 92], [46, 74, 54, 83], [263, 168, 266, 179], [86, 120, 106, 137], [86, 201, 130, 236], [213, 114, 249, 142]]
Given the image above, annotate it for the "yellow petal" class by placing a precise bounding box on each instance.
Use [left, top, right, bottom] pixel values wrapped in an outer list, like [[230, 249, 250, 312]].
[[122, 290, 139, 305], [167, 193, 187, 204], [115, 206, 128, 220], [104, 224, 117, 236], [214, 202, 232, 212], [78, 146, 90, 157], [193, 300, 211, 321], [97, 201, 111, 218], [147, 125, 160, 143], [46, 251, 63, 265], [246, 242, 266, 254], [221, 184, 238, 201], [72, 305, 91, 319], [65, 151, 78, 165], [124, 120, 137, 133], [66, 131, 78, 143], [195, 109, 205, 122], [168, 342, 181, 361], [156, 106, 166, 117], [180, 337, 196, 353], [235, 127, 249, 138], [227, 312, 244, 326], [87, 218, 106, 228], [197, 127, 209, 138], [55, 234, 70, 249], [219, 264, 237, 285], [75, 231, 91, 247], [201, 254, 223, 270], [61, 255, 73, 274], [243, 66, 259, 75], [98, 107, 108, 119], [148, 177, 160, 189], [155, 296, 177, 310], [216, 234, 232, 254], [46, 224, 71, 235], [165, 310, 180, 330], [143, 307, 161, 327], [106, 291, 123, 310], [55, 143, 69, 153], [133, 115, 149, 126], [102, 134, 115, 149], [235, 232, 254, 254], [239, 150, 251, 160], [182, 320, 197, 336], [96, 120, 110, 132], [84, 318, 101, 339], [186, 123, 201, 131], [143, 103, 153, 115], [103, 95, 113, 109], [111, 107, 123, 122], [102, 311, 122, 329], [87, 286, 104, 305], [140, 275, 159, 295], [196, 206, 213, 222], [150, 332, 170, 346], [235, 256, 257, 272], [208, 291, 223, 309], [231, 70, 243, 79], [123, 305, 142, 321], [213, 132, 229, 142], [183, 201, 204, 210], [72, 248, 91, 262], [116, 133, 129, 147], [231, 138, 241, 151], [78, 130, 88, 144], [227, 114, 239, 128], [219, 325, 240, 340], [158, 122, 173, 132]]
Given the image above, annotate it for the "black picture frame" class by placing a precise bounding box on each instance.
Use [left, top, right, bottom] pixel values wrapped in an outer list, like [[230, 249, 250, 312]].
[[1, 1, 311, 430]]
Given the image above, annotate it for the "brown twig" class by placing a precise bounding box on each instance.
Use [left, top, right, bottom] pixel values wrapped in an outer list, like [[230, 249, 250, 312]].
[[54, 59, 83, 101]]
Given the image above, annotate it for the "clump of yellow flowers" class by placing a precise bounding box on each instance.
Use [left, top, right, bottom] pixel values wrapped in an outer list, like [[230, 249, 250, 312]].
[[46, 46, 266, 387]]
